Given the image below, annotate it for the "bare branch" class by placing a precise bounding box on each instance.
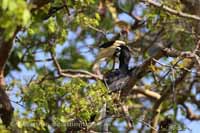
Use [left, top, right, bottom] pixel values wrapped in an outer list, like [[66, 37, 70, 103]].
[[120, 103, 134, 131], [162, 40, 200, 66], [141, 0, 200, 21], [182, 104, 200, 120], [138, 119, 158, 132], [150, 61, 194, 133], [88, 25, 107, 36], [132, 87, 161, 100], [50, 52, 102, 80]]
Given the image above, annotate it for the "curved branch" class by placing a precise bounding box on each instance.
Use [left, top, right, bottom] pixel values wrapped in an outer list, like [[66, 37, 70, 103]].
[[141, 0, 200, 21], [132, 87, 161, 100], [50, 52, 102, 80], [182, 104, 200, 120]]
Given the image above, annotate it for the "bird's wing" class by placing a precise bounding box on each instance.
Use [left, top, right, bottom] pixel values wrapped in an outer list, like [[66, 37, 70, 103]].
[[99, 40, 126, 48], [99, 41, 115, 48], [92, 47, 116, 73], [94, 47, 117, 62]]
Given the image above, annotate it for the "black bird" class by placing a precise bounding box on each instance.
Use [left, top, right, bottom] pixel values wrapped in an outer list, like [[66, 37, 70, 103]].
[[118, 45, 131, 73], [104, 44, 132, 92]]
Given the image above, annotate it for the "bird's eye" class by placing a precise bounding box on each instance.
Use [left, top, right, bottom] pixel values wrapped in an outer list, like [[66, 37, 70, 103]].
[[116, 47, 121, 51], [114, 47, 121, 56]]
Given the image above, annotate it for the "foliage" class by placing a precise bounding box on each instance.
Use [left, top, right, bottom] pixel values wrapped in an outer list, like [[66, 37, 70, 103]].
[[11, 79, 110, 132]]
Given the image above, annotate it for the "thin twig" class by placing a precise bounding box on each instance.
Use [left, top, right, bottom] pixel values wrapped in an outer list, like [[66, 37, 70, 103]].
[[138, 119, 158, 132], [182, 104, 200, 120], [153, 58, 200, 75], [120, 103, 134, 131], [10, 100, 25, 108], [88, 25, 107, 36]]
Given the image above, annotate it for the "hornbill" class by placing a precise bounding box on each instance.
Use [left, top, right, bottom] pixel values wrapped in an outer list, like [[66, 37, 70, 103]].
[[93, 44, 132, 132], [118, 45, 131, 73], [104, 44, 132, 92], [92, 40, 126, 77], [84, 42, 132, 130]]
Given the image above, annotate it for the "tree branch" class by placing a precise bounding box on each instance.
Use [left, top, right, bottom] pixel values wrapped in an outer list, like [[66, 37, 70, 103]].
[[162, 40, 200, 66], [132, 87, 161, 101], [182, 104, 200, 120], [141, 0, 200, 21], [0, 0, 54, 127], [120, 103, 134, 131], [150, 61, 194, 133], [50, 52, 102, 80], [0, 28, 20, 86], [121, 42, 167, 97]]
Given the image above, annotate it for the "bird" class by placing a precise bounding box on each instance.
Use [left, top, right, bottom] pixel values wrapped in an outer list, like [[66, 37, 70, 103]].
[[92, 40, 126, 77], [118, 45, 131, 73], [103, 43, 132, 92]]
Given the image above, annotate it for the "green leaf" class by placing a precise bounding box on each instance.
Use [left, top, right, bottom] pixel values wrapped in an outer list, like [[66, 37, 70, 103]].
[[48, 19, 56, 33], [22, 9, 31, 25], [60, 116, 67, 123], [95, 13, 100, 21], [2, 0, 8, 10]]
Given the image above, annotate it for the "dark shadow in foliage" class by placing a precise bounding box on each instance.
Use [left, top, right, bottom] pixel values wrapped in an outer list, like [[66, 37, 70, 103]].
[[158, 117, 173, 133], [65, 118, 87, 133]]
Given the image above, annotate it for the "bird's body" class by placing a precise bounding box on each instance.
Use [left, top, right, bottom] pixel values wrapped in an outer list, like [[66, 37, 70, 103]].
[[104, 69, 131, 92], [103, 43, 132, 92], [95, 45, 119, 62], [92, 39, 132, 92], [92, 40, 132, 130], [118, 45, 131, 73]]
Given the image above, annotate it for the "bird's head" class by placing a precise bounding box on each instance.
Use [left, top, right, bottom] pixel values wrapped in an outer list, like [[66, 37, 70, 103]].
[[92, 40, 126, 75], [113, 40, 126, 47]]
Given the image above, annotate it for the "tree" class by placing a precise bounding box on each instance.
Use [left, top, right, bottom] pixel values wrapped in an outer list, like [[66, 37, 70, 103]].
[[0, 0, 200, 132]]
